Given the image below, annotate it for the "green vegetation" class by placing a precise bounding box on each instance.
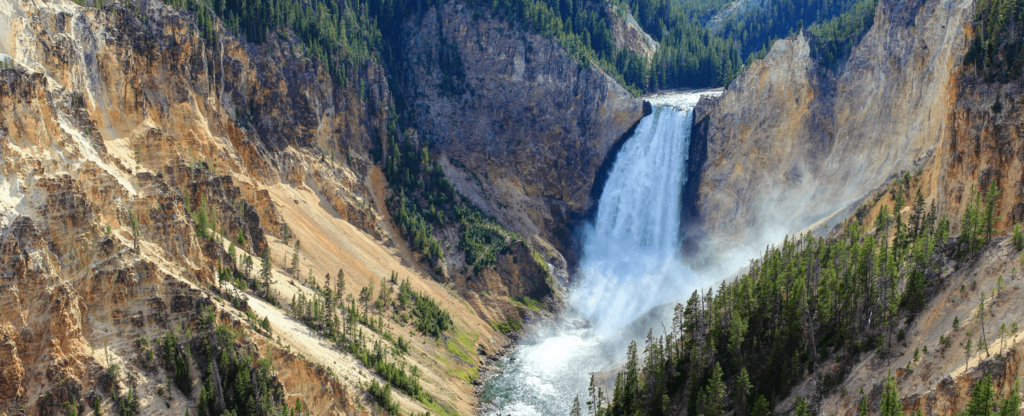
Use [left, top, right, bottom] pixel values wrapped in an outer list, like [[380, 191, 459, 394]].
[[491, 314, 524, 334], [959, 373, 1021, 416], [965, 0, 1024, 82], [368, 380, 399, 414], [211, 256, 451, 415], [217, 260, 280, 309], [879, 371, 901, 416], [510, 296, 544, 312], [157, 308, 303, 416], [189, 194, 216, 241], [159, 0, 380, 93], [161, 330, 193, 397], [1013, 223, 1022, 250], [591, 176, 952, 416], [385, 133, 449, 271], [807, 0, 878, 69], [384, 129, 546, 279], [104, 363, 140, 416], [397, 278, 454, 337], [958, 181, 1002, 259], [283, 270, 459, 412], [368, 0, 658, 94], [149, 0, 879, 110], [712, 0, 870, 57]]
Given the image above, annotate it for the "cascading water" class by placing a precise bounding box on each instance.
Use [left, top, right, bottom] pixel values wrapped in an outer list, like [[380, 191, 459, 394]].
[[573, 104, 699, 333], [482, 91, 717, 416]]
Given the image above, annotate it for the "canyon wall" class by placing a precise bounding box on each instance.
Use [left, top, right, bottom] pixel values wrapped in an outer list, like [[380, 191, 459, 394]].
[[397, 1, 646, 267], [0, 0, 586, 412], [687, 0, 973, 272], [686, 0, 1024, 409]]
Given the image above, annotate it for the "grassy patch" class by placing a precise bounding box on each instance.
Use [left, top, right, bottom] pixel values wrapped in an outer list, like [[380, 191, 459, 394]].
[[444, 330, 478, 364], [418, 395, 460, 416], [490, 315, 522, 334], [509, 296, 543, 312]]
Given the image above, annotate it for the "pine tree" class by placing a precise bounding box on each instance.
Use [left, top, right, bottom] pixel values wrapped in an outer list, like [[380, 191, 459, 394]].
[[570, 396, 583, 416], [999, 380, 1021, 416], [751, 395, 770, 416], [259, 250, 272, 292], [735, 367, 753, 416], [911, 188, 926, 238], [880, 371, 902, 416], [984, 180, 1002, 242], [290, 240, 301, 278], [1000, 322, 1008, 354], [701, 362, 726, 416], [789, 396, 808, 416], [588, 373, 604, 415], [336, 268, 346, 298], [193, 196, 210, 239], [243, 254, 253, 280], [980, 294, 990, 357], [965, 374, 995, 416]]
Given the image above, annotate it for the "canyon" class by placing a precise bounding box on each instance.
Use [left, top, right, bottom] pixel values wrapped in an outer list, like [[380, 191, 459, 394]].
[[2, 0, 1024, 414]]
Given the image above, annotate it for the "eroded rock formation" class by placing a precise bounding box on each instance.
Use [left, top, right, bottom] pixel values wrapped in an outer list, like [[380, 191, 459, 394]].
[[398, 1, 645, 266], [687, 0, 972, 272]]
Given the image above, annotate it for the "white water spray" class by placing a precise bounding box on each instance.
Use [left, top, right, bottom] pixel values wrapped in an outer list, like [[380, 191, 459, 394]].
[[573, 104, 701, 334], [483, 91, 718, 416]]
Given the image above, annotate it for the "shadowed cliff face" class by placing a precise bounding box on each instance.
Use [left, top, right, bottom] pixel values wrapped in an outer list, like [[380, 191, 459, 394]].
[[686, 0, 973, 273], [398, 1, 645, 268]]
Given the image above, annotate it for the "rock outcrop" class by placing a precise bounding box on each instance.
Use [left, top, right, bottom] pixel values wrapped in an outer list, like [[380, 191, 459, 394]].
[[398, 1, 645, 266], [0, 0, 551, 413], [686, 0, 973, 272], [938, 77, 1024, 234], [686, 0, 1024, 409], [605, 2, 659, 61]]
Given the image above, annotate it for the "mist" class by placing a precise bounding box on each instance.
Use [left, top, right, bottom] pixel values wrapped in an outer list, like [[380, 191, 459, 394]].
[[482, 89, 850, 415], [571, 104, 707, 335]]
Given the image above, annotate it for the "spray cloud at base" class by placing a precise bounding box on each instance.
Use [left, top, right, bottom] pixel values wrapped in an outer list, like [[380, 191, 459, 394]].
[[572, 102, 708, 335], [483, 91, 721, 416]]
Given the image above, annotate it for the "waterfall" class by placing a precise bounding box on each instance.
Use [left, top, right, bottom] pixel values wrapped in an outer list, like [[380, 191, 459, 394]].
[[483, 91, 717, 416], [573, 104, 699, 333]]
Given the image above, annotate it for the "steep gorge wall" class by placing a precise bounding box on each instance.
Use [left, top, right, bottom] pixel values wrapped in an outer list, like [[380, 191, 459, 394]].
[[0, 0, 658, 411], [685, 0, 1024, 409], [938, 76, 1024, 235], [397, 1, 646, 268], [0, 0, 484, 413], [687, 0, 973, 272]]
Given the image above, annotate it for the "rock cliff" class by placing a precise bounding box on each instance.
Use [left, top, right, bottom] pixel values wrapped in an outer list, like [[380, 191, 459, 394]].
[[686, 0, 973, 272], [680, 0, 1024, 408], [605, 2, 658, 61], [0, 0, 597, 413], [397, 1, 645, 268], [938, 75, 1024, 234]]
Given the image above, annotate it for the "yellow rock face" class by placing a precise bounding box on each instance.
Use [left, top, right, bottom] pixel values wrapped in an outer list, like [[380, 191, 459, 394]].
[[0, 0, 572, 414], [688, 0, 973, 272]]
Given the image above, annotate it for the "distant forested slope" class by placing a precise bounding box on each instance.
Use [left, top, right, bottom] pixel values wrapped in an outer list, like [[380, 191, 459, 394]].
[[155, 0, 881, 93]]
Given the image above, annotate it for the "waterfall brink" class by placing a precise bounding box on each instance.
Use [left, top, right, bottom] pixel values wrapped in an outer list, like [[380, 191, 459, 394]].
[[482, 91, 718, 416], [573, 105, 699, 333]]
